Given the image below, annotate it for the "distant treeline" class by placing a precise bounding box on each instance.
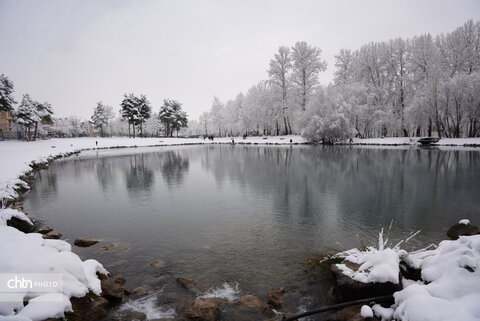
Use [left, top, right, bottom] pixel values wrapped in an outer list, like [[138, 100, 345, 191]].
[[186, 20, 480, 143]]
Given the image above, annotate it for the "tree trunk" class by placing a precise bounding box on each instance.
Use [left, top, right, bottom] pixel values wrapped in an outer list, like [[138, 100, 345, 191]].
[[33, 122, 38, 141]]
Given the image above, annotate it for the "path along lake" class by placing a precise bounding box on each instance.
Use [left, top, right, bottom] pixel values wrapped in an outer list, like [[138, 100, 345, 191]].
[[22, 144, 480, 316]]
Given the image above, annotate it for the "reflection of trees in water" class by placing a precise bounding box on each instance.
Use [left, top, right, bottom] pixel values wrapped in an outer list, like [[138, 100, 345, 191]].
[[24, 167, 59, 209], [95, 157, 116, 191], [159, 151, 190, 187], [200, 145, 480, 232], [124, 154, 155, 198]]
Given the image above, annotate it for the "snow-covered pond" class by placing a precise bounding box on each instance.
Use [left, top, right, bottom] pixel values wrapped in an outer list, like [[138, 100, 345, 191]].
[[21, 144, 480, 307]]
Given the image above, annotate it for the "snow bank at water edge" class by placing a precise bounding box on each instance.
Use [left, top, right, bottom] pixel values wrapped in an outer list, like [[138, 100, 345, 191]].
[[391, 234, 480, 321], [333, 228, 480, 321], [0, 223, 107, 320]]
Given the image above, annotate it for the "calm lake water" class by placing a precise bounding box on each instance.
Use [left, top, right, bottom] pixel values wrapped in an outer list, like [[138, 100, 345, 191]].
[[23, 144, 480, 317]]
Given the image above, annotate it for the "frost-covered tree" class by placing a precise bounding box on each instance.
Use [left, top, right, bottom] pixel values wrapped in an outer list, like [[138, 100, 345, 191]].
[[334, 49, 355, 85], [198, 111, 211, 136], [268, 46, 293, 134], [387, 38, 411, 137], [302, 87, 350, 144], [210, 96, 225, 137], [291, 41, 327, 111], [91, 102, 114, 137], [0, 74, 16, 112]]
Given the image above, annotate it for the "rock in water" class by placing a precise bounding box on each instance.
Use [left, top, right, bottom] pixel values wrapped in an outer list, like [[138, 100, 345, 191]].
[[119, 310, 147, 320], [149, 259, 166, 268], [235, 295, 274, 316], [115, 276, 126, 285], [101, 278, 124, 302], [183, 297, 225, 321], [176, 277, 198, 290], [37, 226, 53, 234], [447, 222, 480, 240], [42, 231, 63, 239], [74, 237, 100, 247], [70, 295, 110, 320], [131, 285, 153, 296], [267, 288, 286, 309]]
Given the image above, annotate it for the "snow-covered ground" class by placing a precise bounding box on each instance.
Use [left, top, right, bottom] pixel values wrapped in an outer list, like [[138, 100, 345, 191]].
[[352, 137, 480, 146]]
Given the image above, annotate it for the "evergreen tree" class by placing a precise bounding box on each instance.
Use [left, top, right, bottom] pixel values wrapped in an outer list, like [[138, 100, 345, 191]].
[[15, 94, 39, 140], [136, 95, 152, 137], [0, 74, 16, 112], [159, 99, 188, 137], [120, 93, 151, 138], [33, 101, 54, 140]]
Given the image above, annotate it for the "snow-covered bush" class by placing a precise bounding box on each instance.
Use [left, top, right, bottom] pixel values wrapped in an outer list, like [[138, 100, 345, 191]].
[[334, 229, 406, 284]]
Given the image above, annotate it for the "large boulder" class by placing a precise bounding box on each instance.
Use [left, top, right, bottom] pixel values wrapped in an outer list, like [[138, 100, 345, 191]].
[[331, 262, 400, 302], [447, 222, 479, 240], [183, 297, 226, 321]]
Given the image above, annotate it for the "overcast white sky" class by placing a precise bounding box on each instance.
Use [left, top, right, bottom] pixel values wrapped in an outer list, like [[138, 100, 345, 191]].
[[1, 0, 479, 120]]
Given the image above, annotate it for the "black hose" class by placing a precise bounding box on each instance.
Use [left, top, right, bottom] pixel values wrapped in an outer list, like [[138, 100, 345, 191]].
[[281, 295, 394, 321]]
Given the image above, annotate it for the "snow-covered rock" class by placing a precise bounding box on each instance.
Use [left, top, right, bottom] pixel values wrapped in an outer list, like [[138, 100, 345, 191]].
[[360, 305, 373, 318], [334, 229, 406, 284]]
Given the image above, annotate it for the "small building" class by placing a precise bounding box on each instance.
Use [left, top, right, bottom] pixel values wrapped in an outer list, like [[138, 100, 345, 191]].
[[0, 111, 15, 139]]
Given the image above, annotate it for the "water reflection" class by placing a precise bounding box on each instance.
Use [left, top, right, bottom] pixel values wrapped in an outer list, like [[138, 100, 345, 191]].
[[124, 154, 155, 199], [159, 151, 190, 187], [96, 157, 116, 191]]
